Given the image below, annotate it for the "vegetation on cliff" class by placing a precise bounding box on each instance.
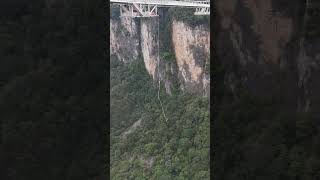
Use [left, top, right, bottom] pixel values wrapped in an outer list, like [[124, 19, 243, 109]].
[[110, 56, 209, 179], [110, 7, 210, 178]]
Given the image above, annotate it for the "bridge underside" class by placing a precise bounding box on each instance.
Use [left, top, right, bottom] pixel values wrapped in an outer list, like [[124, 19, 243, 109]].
[[120, 4, 159, 17], [194, 7, 210, 15], [112, 1, 210, 17]]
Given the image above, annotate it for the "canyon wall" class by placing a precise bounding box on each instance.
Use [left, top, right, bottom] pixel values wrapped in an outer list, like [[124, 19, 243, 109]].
[[110, 18, 140, 63], [110, 9, 210, 96], [172, 20, 210, 96]]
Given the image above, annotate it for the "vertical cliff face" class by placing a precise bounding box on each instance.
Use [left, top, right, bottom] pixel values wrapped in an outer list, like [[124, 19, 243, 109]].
[[110, 10, 210, 96], [140, 18, 159, 80], [172, 20, 210, 96], [110, 17, 140, 63]]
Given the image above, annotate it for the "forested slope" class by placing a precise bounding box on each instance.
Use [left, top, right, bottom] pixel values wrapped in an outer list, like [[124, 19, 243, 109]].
[[110, 56, 210, 179], [110, 6, 210, 179]]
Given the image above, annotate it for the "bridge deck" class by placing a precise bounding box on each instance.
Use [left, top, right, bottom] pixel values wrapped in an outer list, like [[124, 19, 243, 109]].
[[110, 0, 210, 8]]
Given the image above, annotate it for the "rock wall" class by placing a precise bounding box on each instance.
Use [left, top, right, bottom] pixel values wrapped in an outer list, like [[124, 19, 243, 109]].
[[110, 11, 210, 96], [140, 18, 159, 80], [110, 17, 140, 63], [172, 20, 210, 96]]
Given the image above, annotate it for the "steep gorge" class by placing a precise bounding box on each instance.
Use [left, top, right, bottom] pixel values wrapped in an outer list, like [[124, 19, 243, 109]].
[[110, 7, 210, 96], [110, 7, 210, 179]]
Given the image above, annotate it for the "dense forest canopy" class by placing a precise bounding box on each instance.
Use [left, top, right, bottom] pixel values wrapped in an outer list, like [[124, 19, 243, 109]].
[[110, 55, 210, 179]]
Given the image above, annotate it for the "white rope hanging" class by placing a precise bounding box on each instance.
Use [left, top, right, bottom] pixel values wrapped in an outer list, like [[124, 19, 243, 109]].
[[156, 16, 169, 122]]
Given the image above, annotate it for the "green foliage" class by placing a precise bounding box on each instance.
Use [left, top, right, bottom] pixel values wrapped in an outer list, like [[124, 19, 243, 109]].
[[110, 6, 211, 180], [110, 57, 209, 179], [144, 143, 159, 155], [168, 7, 210, 28], [161, 51, 175, 63], [159, 7, 209, 54]]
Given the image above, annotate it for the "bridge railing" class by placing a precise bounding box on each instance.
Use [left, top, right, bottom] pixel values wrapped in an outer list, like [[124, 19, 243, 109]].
[[110, 0, 210, 6]]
